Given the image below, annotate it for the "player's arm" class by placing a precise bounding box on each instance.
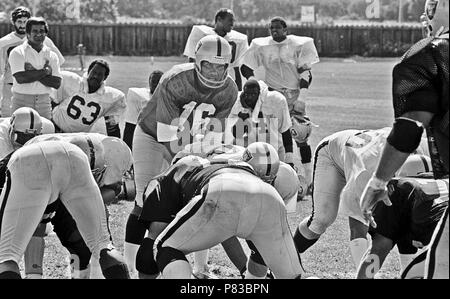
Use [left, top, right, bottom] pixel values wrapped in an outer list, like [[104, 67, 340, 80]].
[[38, 53, 62, 89], [233, 66, 242, 91], [105, 115, 121, 138], [10, 50, 48, 84]]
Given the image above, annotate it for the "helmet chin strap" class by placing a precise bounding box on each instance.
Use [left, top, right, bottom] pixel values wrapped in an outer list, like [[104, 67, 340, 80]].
[[195, 66, 228, 89]]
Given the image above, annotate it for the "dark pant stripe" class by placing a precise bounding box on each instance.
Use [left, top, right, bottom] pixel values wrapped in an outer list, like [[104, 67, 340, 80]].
[[426, 206, 448, 279], [0, 170, 12, 240]]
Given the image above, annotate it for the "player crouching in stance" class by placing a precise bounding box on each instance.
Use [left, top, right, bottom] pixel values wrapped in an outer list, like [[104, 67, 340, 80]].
[[22, 133, 133, 279], [135, 142, 303, 279], [0, 140, 130, 279]]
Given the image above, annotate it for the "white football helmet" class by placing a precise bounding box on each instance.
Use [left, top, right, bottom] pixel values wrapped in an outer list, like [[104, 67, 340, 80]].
[[274, 162, 300, 204], [423, 0, 449, 36], [69, 135, 107, 184], [9, 107, 42, 146], [194, 35, 232, 89], [290, 116, 313, 144], [397, 154, 433, 177], [242, 142, 280, 183], [101, 136, 133, 186], [41, 117, 56, 134]]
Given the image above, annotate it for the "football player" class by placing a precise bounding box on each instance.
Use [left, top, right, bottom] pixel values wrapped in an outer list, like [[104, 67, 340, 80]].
[[135, 142, 303, 279], [293, 128, 430, 269], [51, 60, 126, 138], [360, 0, 448, 279], [241, 16, 320, 188], [0, 140, 130, 279], [21, 133, 133, 279], [123, 35, 238, 273], [0, 6, 64, 117], [183, 8, 249, 90], [224, 79, 296, 175], [357, 171, 448, 279], [123, 70, 163, 150], [0, 107, 54, 160]]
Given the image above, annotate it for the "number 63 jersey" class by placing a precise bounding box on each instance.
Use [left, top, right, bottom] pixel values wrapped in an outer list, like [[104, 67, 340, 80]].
[[52, 71, 126, 133]]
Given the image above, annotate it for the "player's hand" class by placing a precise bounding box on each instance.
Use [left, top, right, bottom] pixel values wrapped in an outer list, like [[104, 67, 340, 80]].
[[24, 62, 36, 71], [360, 176, 391, 228]]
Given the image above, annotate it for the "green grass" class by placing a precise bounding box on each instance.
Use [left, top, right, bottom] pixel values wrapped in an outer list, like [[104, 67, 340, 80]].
[[37, 55, 402, 279]]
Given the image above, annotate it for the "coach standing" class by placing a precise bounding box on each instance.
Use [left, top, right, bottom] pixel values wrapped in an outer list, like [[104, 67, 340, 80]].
[[9, 17, 61, 120]]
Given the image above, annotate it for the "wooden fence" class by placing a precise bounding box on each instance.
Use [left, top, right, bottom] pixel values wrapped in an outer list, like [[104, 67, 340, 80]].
[[0, 22, 424, 57]]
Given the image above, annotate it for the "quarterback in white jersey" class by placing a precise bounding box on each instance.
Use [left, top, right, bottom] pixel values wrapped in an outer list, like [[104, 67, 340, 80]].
[[293, 128, 430, 269], [52, 60, 126, 138], [183, 8, 249, 90], [22, 132, 132, 279], [0, 6, 64, 117]]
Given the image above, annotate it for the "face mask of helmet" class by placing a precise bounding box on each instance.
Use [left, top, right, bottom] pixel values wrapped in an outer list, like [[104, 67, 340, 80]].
[[194, 36, 232, 89], [92, 165, 107, 185]]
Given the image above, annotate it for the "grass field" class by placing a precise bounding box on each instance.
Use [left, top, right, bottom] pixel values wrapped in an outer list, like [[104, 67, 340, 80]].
[[37, 55, 403, 279]]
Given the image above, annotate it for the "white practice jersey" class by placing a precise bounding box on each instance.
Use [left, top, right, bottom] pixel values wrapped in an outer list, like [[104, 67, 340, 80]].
[[183, 25, 249, 79], [125, 87, 151, 125], [0, 33, 64, 84], [225, 81, 292, 150], [52, 71, 126, 133], [323, 128, 430, 222], [242, 35, 319, 90], [26, 132, 132, 187]]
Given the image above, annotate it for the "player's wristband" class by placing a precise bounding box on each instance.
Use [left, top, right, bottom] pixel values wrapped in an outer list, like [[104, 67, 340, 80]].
[[367, 175, 388, 190]]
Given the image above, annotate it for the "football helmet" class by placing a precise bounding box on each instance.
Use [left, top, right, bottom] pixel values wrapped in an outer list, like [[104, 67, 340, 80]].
[[422, 0, 449, 36], [397, 154, 433, 177], [194, 35, 232, 89], [290, 116, 314, 144], [9, 107, 42, 146], [70, 135, 107, 185], [41, 117, 56, 134], [274, 162, 300, 204], [242, 142, 280, 183], [101, 136, 133, 186]]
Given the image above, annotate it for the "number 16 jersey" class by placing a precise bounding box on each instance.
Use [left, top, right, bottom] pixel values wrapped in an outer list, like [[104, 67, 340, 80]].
[[52, 71, 126, 133]]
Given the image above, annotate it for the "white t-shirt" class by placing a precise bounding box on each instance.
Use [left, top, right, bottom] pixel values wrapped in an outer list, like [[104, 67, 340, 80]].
[[0, 33, 64, 85], [9, 41, 62, 95]]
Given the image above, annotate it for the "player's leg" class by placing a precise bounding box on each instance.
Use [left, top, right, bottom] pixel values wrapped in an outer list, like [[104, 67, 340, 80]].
[[356, 233, 393, 279], [349, 217, 370, 269], [50, 202, 92, 279], [294, 142, 345, 253], [61, 154, 129, 279], [124, 126, 171, 272], [0, 170, 49, 279], [221, 237, 248, 278], [424, 207, 449, 279], [23, 223, 46, 279], [247, 188, 303, 279], [245, 240, 268, 279]]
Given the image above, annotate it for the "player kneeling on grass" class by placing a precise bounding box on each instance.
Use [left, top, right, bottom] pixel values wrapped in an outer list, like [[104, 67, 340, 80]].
[[135, 142, 303, 279], [0, 140, 130, 279], [20, 133, 133, 279]]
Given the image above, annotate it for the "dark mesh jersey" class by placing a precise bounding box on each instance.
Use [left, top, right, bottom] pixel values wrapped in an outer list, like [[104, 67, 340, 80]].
[[139, 159, 256, 225], [392, 31, 449, 175]]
